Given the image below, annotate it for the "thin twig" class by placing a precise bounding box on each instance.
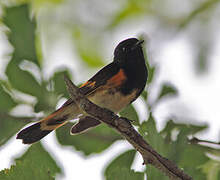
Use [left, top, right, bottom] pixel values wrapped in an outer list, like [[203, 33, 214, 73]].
[[64, 75, 192, 180], [179, 0, 219, 28], [189, 137, 220, 146]]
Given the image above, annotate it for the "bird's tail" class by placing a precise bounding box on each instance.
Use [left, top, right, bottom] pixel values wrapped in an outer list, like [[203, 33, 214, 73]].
[[17, 101, 76, 144]]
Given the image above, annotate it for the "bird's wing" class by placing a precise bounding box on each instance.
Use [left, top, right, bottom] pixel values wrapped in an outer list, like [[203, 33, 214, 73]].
[[63, 62, 127, 107]]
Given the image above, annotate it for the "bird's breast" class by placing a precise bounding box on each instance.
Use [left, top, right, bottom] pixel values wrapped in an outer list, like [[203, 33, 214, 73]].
[[88, 87, 138, 113]]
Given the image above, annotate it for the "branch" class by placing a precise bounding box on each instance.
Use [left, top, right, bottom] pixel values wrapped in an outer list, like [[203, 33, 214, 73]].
[[64, 76, 192, 180], [189, 137, 220, 146], [179, 0, 219, 28]]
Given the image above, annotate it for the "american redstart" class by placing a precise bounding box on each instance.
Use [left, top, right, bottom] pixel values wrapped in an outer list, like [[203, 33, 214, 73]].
[[17, 38, 148, 144]]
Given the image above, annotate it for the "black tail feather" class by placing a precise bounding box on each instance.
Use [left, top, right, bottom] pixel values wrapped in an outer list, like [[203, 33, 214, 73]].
[[16, 122, 52, 144]]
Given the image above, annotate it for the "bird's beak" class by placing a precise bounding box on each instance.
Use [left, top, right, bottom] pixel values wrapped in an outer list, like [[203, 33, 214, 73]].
[[132, 40, 144, 50]]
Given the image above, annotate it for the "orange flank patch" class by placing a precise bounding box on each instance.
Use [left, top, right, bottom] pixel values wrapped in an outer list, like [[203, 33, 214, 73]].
[[80, 81, 96, 88], [107, 69, 126, 87]]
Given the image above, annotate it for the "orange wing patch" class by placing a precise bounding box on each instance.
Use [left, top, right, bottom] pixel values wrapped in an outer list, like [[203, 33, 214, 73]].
[[80, 81, 96, 88], [39, 106, 68, 130], [106, 69, 127, 87]]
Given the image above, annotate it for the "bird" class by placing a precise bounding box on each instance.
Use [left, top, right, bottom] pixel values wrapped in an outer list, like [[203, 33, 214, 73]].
[[17, 38, 148, 144]]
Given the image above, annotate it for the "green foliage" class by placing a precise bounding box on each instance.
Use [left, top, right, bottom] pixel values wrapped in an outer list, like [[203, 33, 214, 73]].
[[139, 114, 170, 156], [0, 143, 61, 180], [119, 104, 139, 125], [162, 121, 208, 179], [146, 166, 169, 180], [105, 150, 136, 174], [106, 168, 144, 180], [104, 150, 145, 180], [146, 65, 156, 85], [157, 83, 178, 101], [50, 69, 71, 98], [6, 59, 56, 112], [72, 28, 104, 67], [0, 82, 27, 146], [3, 4, 38, 66], [0, 114, 28, 146], [141, 116, 210, 179], [3, 4, 53, 112], [202, 160, 220, 180], [0, 83, 17, 112], [56, 123, 122, 156], [6, 60, 45, 98], [104, 111, 212, 179], [109, 0, 151, 28], [141, 90, 148, 100], [104, 150, 144, 180]]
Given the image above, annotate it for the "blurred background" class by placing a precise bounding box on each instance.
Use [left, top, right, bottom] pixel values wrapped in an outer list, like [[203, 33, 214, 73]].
[[0, 0, 220, 179]]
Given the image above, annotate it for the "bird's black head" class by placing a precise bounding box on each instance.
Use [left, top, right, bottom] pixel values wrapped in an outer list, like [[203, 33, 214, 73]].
[[113, 38, 145, 65]]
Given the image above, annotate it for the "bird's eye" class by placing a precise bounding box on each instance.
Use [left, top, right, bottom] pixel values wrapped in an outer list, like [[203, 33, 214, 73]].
[[122, 47, 126, 51]]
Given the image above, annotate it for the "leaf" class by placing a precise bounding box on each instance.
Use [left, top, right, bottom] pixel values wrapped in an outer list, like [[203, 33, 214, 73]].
[[0, 83, 17, 112], [139, 114, 170, 156], [34, 81, 58, 113], [157, 83, 178, 101], [72, 28, 104, 67], [147, 66, 156, 85], [34, 90, 58, 113], [106, 167, 144, 180], [176, 143, 208, 179], [6, 61, 55, 112], [50, 69, 71, 98], [161, 119, 208, 142], [139, 113, 157, 137], [109, 0, 150, 28], [104, 150, 136, 177], [146, 165, 169, 180], [0, 143, 61, 180], [56, 123, 122, 156], [119, 104, 139, 125], [6, 60, 44, 98], [202, 160, 220, 180], [0, 114, 28, 146], [141, 90, 148, 100], [3, 4, 39, 66]]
